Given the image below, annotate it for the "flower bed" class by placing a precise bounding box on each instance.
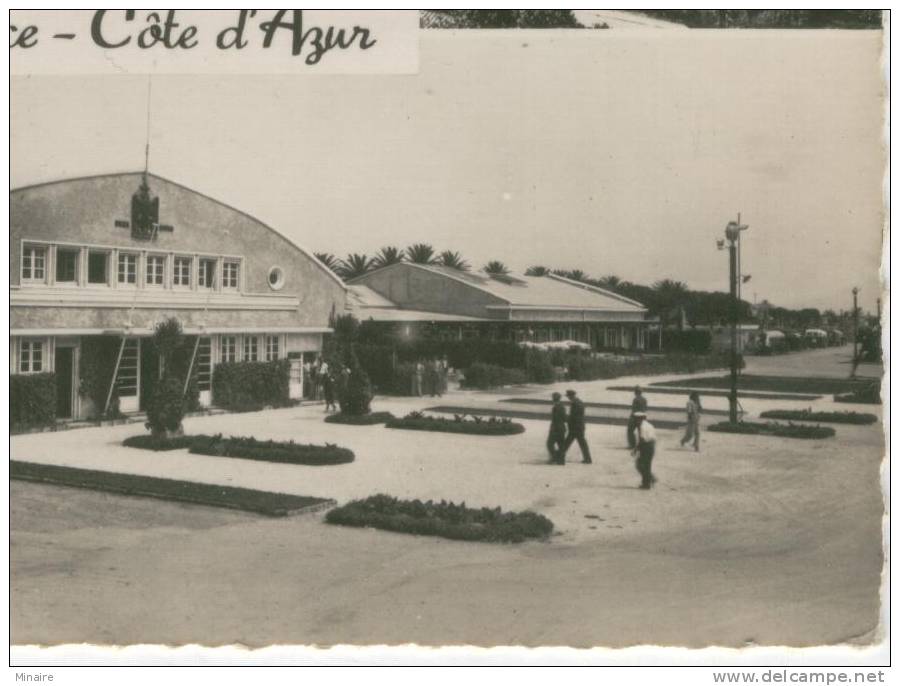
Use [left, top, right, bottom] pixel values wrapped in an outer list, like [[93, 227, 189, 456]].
[[188, 434, 355, 465], [385, 411, 525, 435], [123, 434, 196, 451], [707, 421, 835, 440], [759, 409, 877, 425], [325, 494, 554, 543], [325, 411, 395, 426]]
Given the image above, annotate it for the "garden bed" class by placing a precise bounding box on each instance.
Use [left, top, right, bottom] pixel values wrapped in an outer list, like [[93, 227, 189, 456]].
[[707, 421, 835, 440], [10, 461, 334, 517], [427, 405, 684, 429], [189, 434, 355, 465], [651, 374, 871, 395], [123, 434, 196, 451], [759, 409, 878, 425], [834, 386, 881, 405], [385, 411, 525, 435], [607, 385, 821, 401], [325, 494, 554, 543], [324, 411, 395, 426]]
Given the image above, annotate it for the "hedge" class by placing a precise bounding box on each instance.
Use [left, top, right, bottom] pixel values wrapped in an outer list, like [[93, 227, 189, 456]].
[[325, 494, 554, 543], [759, 409, 878, 425], [461, 363, 528, 389], [834, 385, 881, 405], [707, 421, 835, 440], [189, 433, 355, 465], [386, 411, 525, 435], [11, 373, 57, 431], [661, 329, 713, 355], [123, 434, 196, 451], [212, 359, 290, 410], [325, 411, 395, 425]]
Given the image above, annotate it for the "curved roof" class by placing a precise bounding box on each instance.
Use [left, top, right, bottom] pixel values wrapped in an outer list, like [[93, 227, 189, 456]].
[[11, 171, 346, 290]]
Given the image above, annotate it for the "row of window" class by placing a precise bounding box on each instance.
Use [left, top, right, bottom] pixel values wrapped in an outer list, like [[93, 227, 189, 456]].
[[21, 244, 241, 290], [16, 334, 282, 376]]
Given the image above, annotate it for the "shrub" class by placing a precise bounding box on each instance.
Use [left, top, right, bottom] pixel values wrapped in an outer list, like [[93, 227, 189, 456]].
[[11, 373, 56, 431], [123, 434, 195, 451], [759, 409, 878, 425], [189, 434, 354, 465], [145, 376, 185, 437], [525, 349, 557, 383], [338, 355, 373, 416], [707, 421, 835, 439], [661, 329, 713, 354], [386, 411, 525, 435], [834, 385, 881, 405], [212, 359, 291, 410], [462, 363, 527, 389], [325, 494, 554, 543], [325, 411, 395, 425]]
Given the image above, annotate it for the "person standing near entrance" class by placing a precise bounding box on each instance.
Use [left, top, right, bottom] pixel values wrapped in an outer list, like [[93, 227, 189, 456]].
[[632, 412, 657, 489], [627, 386, 648, 448], [562, 389, 592, 464], [680, 391, 702, 452], [546, 392, 567, 465]]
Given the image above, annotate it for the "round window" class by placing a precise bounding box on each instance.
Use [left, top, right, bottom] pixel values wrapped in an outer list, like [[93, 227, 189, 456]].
[[268, 266, 285, 291]]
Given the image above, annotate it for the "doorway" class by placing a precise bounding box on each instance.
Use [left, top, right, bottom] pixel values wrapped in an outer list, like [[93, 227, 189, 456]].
[[54, 347, 75, 419]]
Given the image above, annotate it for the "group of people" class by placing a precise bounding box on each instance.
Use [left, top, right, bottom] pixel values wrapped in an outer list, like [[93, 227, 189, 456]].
[[409, 357, 449, 397], [547, 385, 703, 491], [304, 356, 352, 413]]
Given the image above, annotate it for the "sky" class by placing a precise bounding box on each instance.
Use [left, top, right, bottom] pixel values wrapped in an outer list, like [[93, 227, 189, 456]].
[[10, 28, 886, 311]]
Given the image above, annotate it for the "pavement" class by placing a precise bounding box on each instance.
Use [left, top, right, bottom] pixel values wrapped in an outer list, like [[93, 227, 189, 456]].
[[10, 346, 887, 648]]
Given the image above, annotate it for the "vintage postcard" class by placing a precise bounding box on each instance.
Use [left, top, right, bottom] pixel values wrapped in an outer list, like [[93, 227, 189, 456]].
[[8, 8, 889, 671]]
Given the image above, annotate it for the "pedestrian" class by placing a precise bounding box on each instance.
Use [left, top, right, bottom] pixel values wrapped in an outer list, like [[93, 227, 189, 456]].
[[438, 355, 449, 395], [632, 412, 657, 489], [546, 392, 568, 465], [426, 358, 439, 397], [338, 365, 351, 406], [562, 389, 592, 464], [323, 371, 337, 412], [311, 356, 321, 400], [627, 386, 648, 449], [413, 360, 424, 397], [680, 391, 702, 451]]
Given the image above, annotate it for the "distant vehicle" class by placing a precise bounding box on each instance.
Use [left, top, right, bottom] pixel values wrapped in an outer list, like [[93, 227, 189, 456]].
[[758, 329, 787, 354], [803, 328, 829, 347]]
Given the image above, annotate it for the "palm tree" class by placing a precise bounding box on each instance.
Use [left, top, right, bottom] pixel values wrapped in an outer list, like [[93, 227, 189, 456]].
[[596, 275, 622, 291], [339, 253, 373, 280], [567, 269, 588, 282], [652, 278, 691, 326], [483, 260, 510, 276], [314, 252, 341, 273], [405, 243, 437, 265], [438, 250, 470, 271], [372, 246, 404, 269], [525, 265, 550, 276]]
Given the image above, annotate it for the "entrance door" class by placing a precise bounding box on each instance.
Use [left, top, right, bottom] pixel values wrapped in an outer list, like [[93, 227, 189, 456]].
[[288, 352, 304, 400], [55, 347, 75, 419]]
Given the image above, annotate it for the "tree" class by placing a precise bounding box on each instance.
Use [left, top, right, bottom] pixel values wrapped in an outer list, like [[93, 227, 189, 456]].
[[146, 318, 187, 438], [372, 246, 404, 269], [438, 250, 470, 271], [596, 275, 622, 290], [339, 253, 372, 280], [652, 279, 691, 325], [314, 252, 341, 273], [405, 243, 437, 265], [525, 265, 550, 276], [566, 269, 588, 282], [338, 353, 373, 416], [483, 260, 510, 275]]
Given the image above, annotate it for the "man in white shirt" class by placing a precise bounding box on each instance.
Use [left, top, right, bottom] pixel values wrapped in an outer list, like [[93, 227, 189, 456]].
[[632, 412, 657, 490]]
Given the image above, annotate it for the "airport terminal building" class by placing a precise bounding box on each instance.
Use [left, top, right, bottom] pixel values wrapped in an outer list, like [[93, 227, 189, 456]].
[[10, 172, 346, 420]]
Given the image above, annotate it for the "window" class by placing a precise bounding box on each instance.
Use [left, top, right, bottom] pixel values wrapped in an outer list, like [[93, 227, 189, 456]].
[[243, 335, 259, 361], [87, 251, 110, 285], [19, 340, 44, 373], [265, 335, 280, 361], [223, 260, 240, 289], [174, 257, 192, 287], [268, 266, 285, 290], [146, 255, 165, 286], [198, 259, 216, 288], [117, 253, 137, 285], [22, 245, 47, 282], [220, 336, 237, 363], [56, 248, 79, 283]]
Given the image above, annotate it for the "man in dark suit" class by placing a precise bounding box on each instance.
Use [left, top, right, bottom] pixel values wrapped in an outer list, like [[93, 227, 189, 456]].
[[546, 392, 567, 464], [562, 389, 592, 464], [627, 386, 648, 448]]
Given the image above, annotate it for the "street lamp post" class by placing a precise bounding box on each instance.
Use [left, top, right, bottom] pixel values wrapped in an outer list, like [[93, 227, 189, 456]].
[[724, 215, 749, 423], [851, 286, 860, 377]]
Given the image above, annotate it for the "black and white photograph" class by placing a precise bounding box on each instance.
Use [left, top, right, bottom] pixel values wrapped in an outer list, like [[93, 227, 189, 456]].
[[8, 7, 889, 673]]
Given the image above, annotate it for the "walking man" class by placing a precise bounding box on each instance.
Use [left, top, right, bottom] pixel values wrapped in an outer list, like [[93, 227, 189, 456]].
[[627, 386, 648, 449], [680, 391, 702, 452], [546, 392, 567, 465], [632, 412, 657, 489], [562, 389, 592, 464]]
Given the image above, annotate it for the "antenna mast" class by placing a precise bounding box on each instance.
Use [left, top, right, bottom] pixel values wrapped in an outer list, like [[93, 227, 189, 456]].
[[144, 75, 152, 175]]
